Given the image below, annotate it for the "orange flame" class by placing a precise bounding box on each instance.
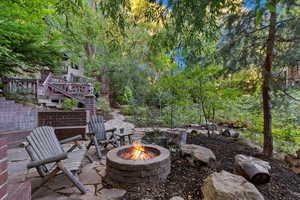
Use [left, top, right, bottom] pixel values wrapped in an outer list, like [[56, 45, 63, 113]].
[[131, 142, 151, 160]]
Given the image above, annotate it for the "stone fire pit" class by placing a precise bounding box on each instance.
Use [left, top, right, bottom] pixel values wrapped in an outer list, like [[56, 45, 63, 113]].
[[106, 144, 171, 185]]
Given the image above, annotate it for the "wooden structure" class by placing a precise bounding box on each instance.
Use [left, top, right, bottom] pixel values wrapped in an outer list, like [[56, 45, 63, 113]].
[[87, 115, 118, 159], [38, 111, 87, 140], [115, 128, 133, 146], [42, 73, 94, 104], [3, 77, 39, 98], [22, 126, 92, 194], [2, 72, 96, 113]]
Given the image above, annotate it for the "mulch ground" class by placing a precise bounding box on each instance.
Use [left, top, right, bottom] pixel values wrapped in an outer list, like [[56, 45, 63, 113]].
[[105, 134, 300, 200]]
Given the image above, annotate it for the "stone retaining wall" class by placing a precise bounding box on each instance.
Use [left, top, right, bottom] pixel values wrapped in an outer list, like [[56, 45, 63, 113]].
[[0, 98, 37, 132]]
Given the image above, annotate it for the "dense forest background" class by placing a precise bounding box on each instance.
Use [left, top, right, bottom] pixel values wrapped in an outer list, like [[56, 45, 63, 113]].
[[0, 0, 300, 155]]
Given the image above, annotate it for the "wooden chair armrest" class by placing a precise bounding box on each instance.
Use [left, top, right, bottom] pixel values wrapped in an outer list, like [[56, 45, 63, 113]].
[[19, 142, 29, 148], [60, 135, 82, 145], [27, 153, 68, 169]]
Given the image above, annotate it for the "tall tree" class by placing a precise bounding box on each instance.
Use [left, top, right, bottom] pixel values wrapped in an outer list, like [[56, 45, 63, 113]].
[[262, 0, 277, 156], [219, 0, 300, 156]]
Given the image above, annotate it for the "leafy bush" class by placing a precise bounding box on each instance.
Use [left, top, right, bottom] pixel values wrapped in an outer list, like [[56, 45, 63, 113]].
[[117, 86, 134, 105], [61, 98, 79, 110], [97, 97, 111, 113], [120, 105, 137, 116]]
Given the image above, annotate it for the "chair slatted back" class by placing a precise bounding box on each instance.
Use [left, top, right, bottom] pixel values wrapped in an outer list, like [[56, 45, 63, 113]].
[[88, 115, 106, 140], [26, 126, 63, 174]]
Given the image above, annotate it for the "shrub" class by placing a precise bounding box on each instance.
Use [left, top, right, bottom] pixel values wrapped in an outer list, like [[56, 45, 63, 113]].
[[120, 105, 136, 115], [117, 86, 134, 105], [97, 97, 111, 113], [61, 98, 79, 110]]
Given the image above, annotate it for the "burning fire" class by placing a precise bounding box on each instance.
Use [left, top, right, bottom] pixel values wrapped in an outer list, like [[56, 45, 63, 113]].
[[122, 142, 155, 160]]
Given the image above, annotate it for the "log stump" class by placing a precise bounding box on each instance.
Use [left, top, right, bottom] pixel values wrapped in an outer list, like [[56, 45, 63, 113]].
[[221, 129, 240, 138], [234, 154, 271, 184]]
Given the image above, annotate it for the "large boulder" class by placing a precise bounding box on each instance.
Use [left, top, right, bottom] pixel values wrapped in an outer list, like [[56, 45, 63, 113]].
[[202, 170, 265, 200], [180, 144, 216, 167]]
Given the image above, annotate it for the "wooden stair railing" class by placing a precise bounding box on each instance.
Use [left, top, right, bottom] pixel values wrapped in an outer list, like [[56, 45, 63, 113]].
[[46, 83, 86, 104], [42, 73, 93, 105]]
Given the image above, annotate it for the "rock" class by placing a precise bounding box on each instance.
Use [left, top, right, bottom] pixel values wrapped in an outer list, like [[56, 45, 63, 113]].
[[79, 169, 102, 185], [170, 196, 184, 200], [95, 165, 106, 172], [273, 152, 286, 162], [234, 154, 271, 184], [98, 168, 106, 178], [70, 194, 102, 200], [166, 130, 187, 146], [202, 170, 265, 200], [180, 144, 216, 167], [57, 185, 95, 195], [32, 186, 67, 200], [81, 162, 100, 174], [188, 123, 217, 130], [240, 139, 262, 152], [98, 188, 127, 200], [47, 174, 74, 190], [100, 158, 107, 165]]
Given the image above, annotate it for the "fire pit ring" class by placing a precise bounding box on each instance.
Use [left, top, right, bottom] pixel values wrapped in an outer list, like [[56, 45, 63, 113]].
[[106, 144, 171, 185]]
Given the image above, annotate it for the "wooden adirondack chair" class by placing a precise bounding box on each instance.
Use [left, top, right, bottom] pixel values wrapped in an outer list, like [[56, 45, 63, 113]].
[[87, 115, 118, 159], [22, 126, 92, 194]]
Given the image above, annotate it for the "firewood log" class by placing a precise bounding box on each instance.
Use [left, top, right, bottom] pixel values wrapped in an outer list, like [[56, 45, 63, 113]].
[[234, 154, 271, 184], [221, 129, 240, 138]]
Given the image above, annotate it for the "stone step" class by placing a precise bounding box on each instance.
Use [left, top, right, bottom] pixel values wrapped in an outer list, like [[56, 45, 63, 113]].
[[8, 181, 31, 200], [38, 98, 52, 104], [0, 97, 6, 102], [46, 102, 59, 107]]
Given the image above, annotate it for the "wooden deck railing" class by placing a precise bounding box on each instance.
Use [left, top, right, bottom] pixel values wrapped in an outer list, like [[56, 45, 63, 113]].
[[3, 74, 94, 105]]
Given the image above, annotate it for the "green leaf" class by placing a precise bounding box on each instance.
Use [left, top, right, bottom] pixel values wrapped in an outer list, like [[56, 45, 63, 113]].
[[266, 4, 276, 13], [256, 8, 264, 25]]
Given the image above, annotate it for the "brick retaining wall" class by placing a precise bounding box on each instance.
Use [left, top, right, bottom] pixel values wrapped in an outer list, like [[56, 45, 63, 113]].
[[0, 138, 31, 200], [0, 139, 7, 200], [38, 111, 87, 140]]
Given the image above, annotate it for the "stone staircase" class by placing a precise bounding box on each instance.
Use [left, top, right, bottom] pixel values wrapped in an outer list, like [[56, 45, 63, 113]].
[[0, 97, 38, 147]]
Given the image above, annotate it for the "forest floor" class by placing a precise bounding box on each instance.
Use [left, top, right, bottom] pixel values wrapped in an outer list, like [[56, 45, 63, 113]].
[[111, 114, 300, 200]]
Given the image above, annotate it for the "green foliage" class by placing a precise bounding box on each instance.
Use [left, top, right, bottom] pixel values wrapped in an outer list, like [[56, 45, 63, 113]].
[[0, 0, 64, 75], [97, 98, 112, 113], [117, 86, 134, 105], [120, 105, 136, 116], [120, 105, 148, 117], [61, 98, 79, 110]]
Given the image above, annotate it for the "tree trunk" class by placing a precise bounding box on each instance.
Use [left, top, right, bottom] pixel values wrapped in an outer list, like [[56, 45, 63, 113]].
[[262, 0, 277, 157], [96, 68, 111, 104]]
